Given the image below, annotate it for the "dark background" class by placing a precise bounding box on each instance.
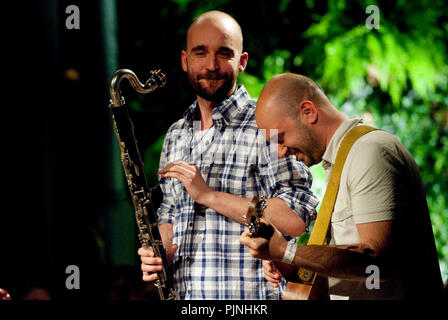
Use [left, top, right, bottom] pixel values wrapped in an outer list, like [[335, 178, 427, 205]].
[[0, 0, 320, 300], [1, 0, 446, 300]]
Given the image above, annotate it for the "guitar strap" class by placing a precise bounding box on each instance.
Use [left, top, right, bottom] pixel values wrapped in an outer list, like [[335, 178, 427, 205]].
[[298, 125, 378, 283]]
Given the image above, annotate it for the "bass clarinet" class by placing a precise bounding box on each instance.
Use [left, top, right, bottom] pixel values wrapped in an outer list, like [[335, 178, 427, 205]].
[[109, 69, 178, 300]]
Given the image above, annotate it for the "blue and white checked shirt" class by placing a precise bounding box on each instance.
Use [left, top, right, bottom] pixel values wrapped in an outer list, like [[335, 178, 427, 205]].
[[157, 85, 318, 299]]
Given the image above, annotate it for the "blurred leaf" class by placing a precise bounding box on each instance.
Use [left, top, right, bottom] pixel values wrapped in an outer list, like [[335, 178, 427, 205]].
[[241, 0, 448, 282]]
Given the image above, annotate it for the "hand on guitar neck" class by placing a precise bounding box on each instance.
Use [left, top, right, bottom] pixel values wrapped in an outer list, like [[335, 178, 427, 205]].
[[240, 196, 287, 261], [240, 197, 329, 300], [239, 197, 302, 284]]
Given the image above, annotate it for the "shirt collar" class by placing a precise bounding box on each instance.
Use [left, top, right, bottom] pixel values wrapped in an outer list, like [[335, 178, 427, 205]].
[[183, 85, 250, 129], [321, 116, 364, 170]]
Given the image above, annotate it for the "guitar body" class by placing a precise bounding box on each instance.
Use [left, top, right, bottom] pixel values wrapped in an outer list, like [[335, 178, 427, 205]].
[[283, 274, 329, 300]]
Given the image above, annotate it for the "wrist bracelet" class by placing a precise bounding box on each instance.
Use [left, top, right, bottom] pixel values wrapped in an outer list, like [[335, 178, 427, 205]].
[[281, 241, 297, 264]]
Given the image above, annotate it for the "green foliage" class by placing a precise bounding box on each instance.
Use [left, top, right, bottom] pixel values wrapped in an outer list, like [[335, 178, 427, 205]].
[[139, 0, 448, 282], [239, 49, 293, 98], [238, 0, 448, 281], [169, 0, 231, 17]]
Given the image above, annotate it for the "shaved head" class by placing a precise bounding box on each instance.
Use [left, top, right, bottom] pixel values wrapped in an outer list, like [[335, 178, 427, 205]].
[[187, 11, 243, 53], [256, 73, 329, 121], [255, 73, 341, 166]]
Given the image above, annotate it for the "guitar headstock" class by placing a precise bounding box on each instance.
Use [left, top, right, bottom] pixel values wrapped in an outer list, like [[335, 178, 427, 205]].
[[244, 196, 274, 240]]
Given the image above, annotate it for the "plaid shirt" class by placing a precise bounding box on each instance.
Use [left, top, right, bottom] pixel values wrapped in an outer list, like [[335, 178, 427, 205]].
[[157, 85, 318, 299]]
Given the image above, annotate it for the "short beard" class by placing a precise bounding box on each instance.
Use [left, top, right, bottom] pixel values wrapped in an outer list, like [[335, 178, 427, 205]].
[[188, 71, 236, 103], [297, 121, 323, 166]]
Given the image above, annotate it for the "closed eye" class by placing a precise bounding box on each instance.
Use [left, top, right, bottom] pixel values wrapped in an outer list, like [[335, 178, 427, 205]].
[[217, 48, 234, 58], [191, 46, 207, 56]]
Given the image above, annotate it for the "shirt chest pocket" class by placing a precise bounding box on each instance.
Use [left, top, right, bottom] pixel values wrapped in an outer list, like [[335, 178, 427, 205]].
[[331, 200, 352, 223], [169, 179, 185, 204], [329, 201, 360, 245], [219, 161, 260, 197], [218, 167, 245, 195]]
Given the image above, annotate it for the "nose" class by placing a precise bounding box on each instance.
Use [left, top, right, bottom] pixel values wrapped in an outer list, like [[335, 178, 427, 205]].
[[206, 55, 219, 72], [277, 144, 289, 158]]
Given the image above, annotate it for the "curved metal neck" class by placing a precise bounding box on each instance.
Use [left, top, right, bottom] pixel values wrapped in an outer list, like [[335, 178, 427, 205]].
[[109, 69, 166, 107]]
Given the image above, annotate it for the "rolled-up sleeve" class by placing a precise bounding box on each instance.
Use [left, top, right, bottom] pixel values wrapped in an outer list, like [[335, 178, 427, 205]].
[[261, 151, 319, 227], [156, 130, 175, 226]]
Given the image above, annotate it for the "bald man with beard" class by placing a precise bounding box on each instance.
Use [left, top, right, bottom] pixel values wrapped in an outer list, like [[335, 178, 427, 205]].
[[138, 13, 318, 299], [240, 73, 444, 299]]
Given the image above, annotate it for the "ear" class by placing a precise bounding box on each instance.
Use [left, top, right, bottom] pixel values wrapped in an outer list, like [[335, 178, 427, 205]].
[[298, 100, 318, 125], [238, 52, 249, 73], [277, 144, 289, 158], [181, 50, 188, 72]]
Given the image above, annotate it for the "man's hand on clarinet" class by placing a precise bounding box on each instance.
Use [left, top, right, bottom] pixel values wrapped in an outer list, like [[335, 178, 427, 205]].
[[138, 244, 178, 282]]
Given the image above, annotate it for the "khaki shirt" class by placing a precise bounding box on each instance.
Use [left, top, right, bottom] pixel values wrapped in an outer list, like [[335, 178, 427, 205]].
[[321, 116, 443, 299]]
